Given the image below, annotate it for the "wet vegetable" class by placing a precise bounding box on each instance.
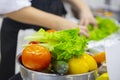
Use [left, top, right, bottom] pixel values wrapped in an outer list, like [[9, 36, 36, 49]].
[[52, 61, 68, 75]]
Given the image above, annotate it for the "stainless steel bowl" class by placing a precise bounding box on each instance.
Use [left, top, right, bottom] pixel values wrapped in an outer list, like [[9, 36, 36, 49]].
[[17, 54, 97, 80]]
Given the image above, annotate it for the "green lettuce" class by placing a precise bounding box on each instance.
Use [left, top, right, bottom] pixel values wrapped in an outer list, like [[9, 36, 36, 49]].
[[88, 17, 119, 41], [25, 28, 87, 62]]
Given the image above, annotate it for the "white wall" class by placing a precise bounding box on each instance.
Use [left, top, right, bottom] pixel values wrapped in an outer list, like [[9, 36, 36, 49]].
[[84, 0, 120, 11], [84, 0, 106, 9], [111, 0, 120, 11]]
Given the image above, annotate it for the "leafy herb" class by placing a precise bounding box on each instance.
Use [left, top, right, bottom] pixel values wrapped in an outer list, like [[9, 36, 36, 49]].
[[25, 28, 87, 62], [88, 17, 119, 41]]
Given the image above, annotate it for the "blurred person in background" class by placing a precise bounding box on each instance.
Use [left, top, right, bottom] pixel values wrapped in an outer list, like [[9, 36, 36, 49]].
[[0, 0, 97, 80]]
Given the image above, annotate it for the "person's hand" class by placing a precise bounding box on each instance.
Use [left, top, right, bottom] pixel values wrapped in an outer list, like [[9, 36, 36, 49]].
[[80, 9, 97, 28], [79, 25, 89, 37]]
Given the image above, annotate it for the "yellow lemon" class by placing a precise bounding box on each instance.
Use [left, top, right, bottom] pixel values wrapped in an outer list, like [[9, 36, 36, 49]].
[[81, 53, 98, 71], [96, 72, 109, 80], [68, 57, 89, 74]]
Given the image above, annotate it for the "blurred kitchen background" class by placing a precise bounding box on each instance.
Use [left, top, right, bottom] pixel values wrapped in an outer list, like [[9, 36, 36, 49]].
[[0, 0, 120, 76], [0, 0, 120, 27], [0, 15, 3, 28], [64, 0, 120, 23]]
